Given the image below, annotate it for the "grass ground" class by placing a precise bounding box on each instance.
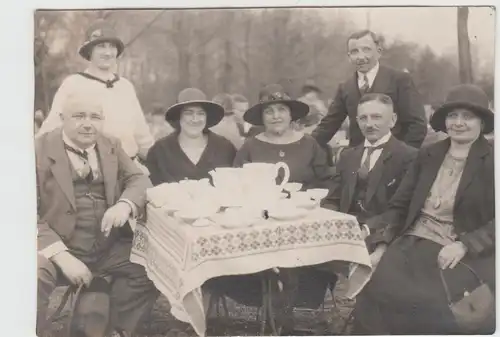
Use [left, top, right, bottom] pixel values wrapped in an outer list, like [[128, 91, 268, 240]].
[[45, 276, 355, 337]]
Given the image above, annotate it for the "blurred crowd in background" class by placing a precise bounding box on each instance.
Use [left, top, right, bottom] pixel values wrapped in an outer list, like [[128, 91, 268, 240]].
[[34, 85, 455, 151]]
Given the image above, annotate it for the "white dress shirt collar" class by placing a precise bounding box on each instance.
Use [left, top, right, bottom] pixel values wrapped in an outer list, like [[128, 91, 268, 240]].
[[363, 132, 392, 148], [62, 131, 96, 152], [62, 130, 100, 180], [358, 62, 380, 88]]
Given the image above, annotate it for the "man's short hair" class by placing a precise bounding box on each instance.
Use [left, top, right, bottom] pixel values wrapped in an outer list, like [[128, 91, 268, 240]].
[[358, 93, 394, 109], [347, 30, 383, 49], [62, 93, 102, 116], [232, 94, 248, 104]]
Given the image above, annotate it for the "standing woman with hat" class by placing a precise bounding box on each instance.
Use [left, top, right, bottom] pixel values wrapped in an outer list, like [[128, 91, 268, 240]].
[[353, 84, 495, 334], [234, 83, 333, 190], [145, 88, 236, 185], [37, 20, 154, 173]]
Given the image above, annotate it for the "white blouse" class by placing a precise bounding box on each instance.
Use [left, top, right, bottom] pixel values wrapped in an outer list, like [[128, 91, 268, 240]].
[[37, 73, 154, 158]]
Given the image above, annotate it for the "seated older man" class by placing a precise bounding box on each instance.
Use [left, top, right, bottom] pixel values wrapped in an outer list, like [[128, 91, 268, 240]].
[[36, 93, 159, 337]]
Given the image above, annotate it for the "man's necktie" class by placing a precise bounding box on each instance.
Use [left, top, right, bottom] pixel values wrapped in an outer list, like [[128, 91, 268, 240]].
[[360, 74, 370, 95], [64, 143, 94, 182], [358, 145, 384, 180]]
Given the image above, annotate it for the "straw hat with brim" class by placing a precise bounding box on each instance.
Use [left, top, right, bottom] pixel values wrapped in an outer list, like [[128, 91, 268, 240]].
[[165, 88, 225, 128], [302, 79, 322, 94], [79, 21, 125, 61], [67, 277, 112, 337], [244, 84, 309, 126], [431, 84, 494, 134]]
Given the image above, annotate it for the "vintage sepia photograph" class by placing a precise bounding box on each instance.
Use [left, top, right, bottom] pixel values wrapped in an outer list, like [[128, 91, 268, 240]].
[[34, 6, 495, 337]]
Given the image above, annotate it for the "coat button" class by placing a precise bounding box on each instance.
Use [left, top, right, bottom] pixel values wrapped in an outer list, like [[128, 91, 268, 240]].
[[66, 210, 73, 215]]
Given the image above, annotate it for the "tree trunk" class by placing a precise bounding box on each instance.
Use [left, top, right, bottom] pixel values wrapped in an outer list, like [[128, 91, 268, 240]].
[[198, 46, 208, 93], [272, 14, 282, 82], [222, 37, 232, 92], [457, 7, 473, 83], [221, 11, 235, 93], [174, 12, 191, 91], [244, 16, 252, 94], [178, 50, 191, 90], [40, 63, 50, 113]]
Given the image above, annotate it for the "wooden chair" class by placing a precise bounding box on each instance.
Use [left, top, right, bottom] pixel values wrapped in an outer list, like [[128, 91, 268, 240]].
[[47, 285, 78, 325], [206, 290, 230, 319], [47, 274, 114, 332], [205, 272, 282, 336], [322, 283, 355, 334]]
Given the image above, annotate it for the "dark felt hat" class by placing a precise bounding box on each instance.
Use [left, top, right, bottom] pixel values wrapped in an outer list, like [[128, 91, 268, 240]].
[[165, 88, 225, 128], [79, 20, 125, 61], [67, 277, 112, 337], [431, 84, 494, 134], [244, 84, 309, 126]]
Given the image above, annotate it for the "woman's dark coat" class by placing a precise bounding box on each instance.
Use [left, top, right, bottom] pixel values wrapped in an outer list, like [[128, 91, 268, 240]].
[[368, 136, 495, 259]]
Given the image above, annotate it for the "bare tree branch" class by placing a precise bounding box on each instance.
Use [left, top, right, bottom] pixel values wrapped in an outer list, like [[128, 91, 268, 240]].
[[124, 10, 166, 49]]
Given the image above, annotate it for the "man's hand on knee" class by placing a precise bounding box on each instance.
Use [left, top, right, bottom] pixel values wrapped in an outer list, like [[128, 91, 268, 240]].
[[101, 201, 133, 237], [51, 251, 92, 287]]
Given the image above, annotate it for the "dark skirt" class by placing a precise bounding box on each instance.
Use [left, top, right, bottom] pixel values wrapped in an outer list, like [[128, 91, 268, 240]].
[[204, 273, 264, 307], [353, 236, 495, 335], [203, 262, 344, 309]]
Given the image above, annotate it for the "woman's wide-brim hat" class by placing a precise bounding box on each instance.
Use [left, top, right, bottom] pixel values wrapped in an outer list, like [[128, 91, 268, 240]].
[[79, 20, 125, 61], [244, 84, 309, 126], [67, 277, 112, 337], [165, 88, 225, 128], [431, 84, 494, 134]]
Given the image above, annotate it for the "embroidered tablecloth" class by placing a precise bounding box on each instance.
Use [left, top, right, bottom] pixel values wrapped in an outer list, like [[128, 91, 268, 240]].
[[130, 204, 373, 336]]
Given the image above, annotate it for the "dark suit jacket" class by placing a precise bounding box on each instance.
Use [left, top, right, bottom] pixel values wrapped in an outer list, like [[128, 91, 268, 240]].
[[312, 65, 427, 148], [36, 129, 151, 251], [368, 137, 495, 258], [325, 136, 417, 223]]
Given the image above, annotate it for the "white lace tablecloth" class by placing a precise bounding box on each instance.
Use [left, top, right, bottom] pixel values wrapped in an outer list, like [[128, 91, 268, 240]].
[[130, 204, 373, 337]]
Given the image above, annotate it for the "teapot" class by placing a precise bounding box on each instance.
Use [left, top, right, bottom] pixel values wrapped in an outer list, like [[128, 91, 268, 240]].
[[241, 162, 290, 188], [241, 162, 290, 207]]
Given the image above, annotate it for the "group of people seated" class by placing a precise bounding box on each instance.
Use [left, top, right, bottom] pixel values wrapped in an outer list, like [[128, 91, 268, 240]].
[[35, 19, 494, 337]]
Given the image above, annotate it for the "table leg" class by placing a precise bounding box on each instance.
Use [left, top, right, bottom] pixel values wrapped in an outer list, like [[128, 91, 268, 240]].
[[267, 277, 282, 336], [221, 296, 229, 317], [260, 277, 268, 335], [203, 291, 213, 316]]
